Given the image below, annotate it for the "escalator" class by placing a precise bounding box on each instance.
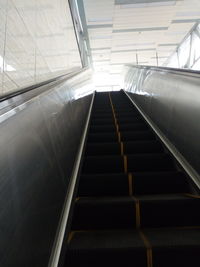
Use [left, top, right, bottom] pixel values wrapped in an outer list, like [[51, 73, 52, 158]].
[[65, 91, 200, 267]]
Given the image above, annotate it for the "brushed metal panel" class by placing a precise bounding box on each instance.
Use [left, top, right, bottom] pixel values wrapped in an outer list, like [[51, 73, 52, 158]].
[[124, 65, 200, 179], [0, 70, 93, 266]]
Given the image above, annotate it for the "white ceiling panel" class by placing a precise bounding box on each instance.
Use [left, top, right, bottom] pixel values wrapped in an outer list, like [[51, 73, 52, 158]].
[[83, 0, 200, 87]]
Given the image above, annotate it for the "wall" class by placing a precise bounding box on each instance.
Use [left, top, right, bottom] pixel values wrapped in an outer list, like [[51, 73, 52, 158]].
[[0, 69, 93, 266], [124, 65, 200, 182], [0, 0, 82, 96]]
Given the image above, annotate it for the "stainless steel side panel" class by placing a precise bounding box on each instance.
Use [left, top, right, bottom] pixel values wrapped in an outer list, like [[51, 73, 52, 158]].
[[0, 69, 93, 266], [124, 65, 200, 180]]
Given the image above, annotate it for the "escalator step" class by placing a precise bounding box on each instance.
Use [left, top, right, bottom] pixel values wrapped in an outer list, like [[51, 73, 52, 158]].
[[65, 91, 199, 267], [115, 113, 140, 118], [124, 140, 163, 154], [85, 142, 121, 156], [91, 114, 113, 119], [143, 227, 200, 267], [82, 155, 124, 174], [90, 118, 114, 125], [89, 125, 116, 133], [127, 153, 175, 172], [138, 194, 200, 227], [114, 109, 136, 113], [133, 171, 189, 195], [71, 197, 135, 230], [78, 171, 189, 197], [66, 230, 146, 267], [120, 130, 155, 141], [78, 173, 128, 196], [116, 117, 142, 124], [87, 132, 118, 143], [119, 123, 148, 131]]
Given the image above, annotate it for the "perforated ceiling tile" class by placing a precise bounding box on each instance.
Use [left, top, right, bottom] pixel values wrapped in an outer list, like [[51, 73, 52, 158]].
[[83, 0, 200, 87]]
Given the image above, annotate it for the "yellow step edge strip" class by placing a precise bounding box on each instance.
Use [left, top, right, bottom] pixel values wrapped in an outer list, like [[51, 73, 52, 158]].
[[123, 155, 128, 174], [139, 230, 153, 267], [128, 173, 133, 196], [118, 132, 121, 142], [184, 193, 200, 199], [132, 196, 141, 228], [109, 93, 120, 140], [67, 231, 75, 243], [120, 142, 124, 156]]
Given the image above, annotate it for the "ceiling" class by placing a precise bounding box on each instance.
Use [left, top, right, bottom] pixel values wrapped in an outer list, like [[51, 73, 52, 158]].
[[83, 0, 200, 89]]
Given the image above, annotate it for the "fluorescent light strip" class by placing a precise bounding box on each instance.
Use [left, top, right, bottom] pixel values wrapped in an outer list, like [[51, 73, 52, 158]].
[[94, 59, 110, 62], [87, 24, 113, 29], [151, 56, 168, 59], [158, 43, 178, 46], [172, 19, 199, 23], [88, 18, 112, 23], [116, 42, 155, 47], [91, 47, 111, 50], [115, 0, 178, 4], [119, 1, 177, 8], [176, 11, 200, 17], [112, 48, 156, 53], [91, 35, 112, 40], [113, 27, 168, 33]]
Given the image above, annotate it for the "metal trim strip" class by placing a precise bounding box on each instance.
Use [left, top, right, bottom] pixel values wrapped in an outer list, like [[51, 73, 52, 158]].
[[48, 91, 95, 267]]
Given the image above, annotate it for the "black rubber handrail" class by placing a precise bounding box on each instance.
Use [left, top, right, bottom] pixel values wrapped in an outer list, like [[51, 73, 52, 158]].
[[125, 64, 200, 78], [0, 67, 89, 103]]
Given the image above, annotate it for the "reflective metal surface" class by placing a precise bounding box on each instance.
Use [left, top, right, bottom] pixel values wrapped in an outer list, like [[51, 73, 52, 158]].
[[0, 68, 93, 266], [124, 64, 200, 183]]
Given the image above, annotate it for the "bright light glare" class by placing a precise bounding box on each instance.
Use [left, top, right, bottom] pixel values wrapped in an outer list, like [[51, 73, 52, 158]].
[[93, 72, 111, 87], [0, 55, 16, 72], [93, 71, 123, 91]]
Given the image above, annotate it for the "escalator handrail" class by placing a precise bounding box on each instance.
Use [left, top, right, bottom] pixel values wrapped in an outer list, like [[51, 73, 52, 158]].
[[0, 67, 89, 103], [125, 64, 200, 78], [48, 91, 95, 267], [123, 90, 200, 190]]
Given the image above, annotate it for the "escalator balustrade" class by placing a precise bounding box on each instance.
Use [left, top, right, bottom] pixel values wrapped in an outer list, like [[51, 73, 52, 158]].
[[65, 91, 200, 267]]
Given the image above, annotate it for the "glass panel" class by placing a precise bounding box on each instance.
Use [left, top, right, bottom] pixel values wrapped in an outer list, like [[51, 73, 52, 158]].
[[0, 0, 7, 95], [0, 0, 82, 96], [192, 58, 200, 70], [35, 0, 82, 83], [190, 32, 200, 68], [167, 52, 179, 68], [178, 36, 191, 68]]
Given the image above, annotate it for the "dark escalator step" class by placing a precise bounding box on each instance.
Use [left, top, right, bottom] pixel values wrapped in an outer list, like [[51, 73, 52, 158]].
[[90, 120, 114, 126], [78, 173, 128, 197], [85, 142, 121, 156], [91, 115, 114, 119], [116, 117, 142, 124], [89, 125, 116, 133], [138, 194, 200, 227], [115, 114, 140, 119], [124, 140, 163, 154], [143, 227, 200, 267], [66, 230, 146, 267], [133, 171, 189, 195], [127, 153, 175, 172], [114, 108, 135, 111], [119, 123, 148, 131], [82, 155, 124, 174], [71, 197, 135, 230], [87, 132, 118, 143], [92, 109, 112, 113], [114, 109, 136, 113], [120, 130, 155, 141]]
